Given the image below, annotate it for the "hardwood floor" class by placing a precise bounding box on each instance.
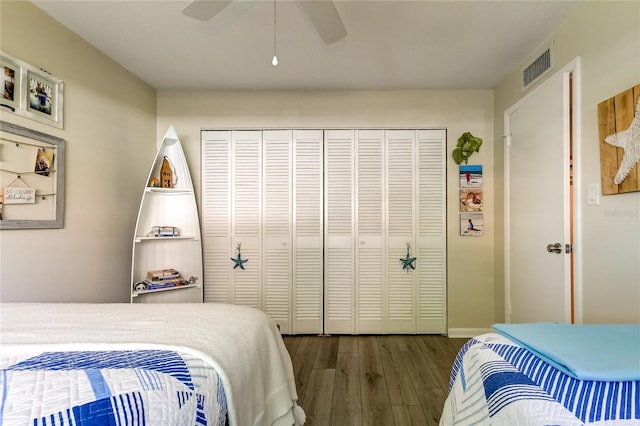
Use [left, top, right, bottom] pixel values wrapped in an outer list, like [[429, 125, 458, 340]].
[[283, 335, 468, 426]]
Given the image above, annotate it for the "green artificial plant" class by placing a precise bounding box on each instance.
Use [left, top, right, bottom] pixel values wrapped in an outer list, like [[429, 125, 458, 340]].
[[452, 132, 483, 165]]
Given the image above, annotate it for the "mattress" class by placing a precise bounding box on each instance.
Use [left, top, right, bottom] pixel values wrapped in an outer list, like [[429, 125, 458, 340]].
[[0, 303, 305, 426], [441, 332, 640, 425]]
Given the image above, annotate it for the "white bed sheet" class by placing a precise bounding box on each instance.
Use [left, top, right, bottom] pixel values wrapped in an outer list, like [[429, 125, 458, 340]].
[[0, 303, 304, 426]]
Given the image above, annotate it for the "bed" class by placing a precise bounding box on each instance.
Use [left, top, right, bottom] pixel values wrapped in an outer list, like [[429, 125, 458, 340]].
[[0, 303, 305, 426], [441, 323, 640, 425]]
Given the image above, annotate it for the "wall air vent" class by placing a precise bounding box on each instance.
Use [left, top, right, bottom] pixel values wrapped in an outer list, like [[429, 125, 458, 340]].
[[522, 44, 553, 91]]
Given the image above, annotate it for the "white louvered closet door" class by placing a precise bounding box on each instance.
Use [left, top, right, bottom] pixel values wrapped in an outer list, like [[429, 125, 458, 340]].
[[386, 130, 418, 334], [201, 130, 262, 308], [202, 130, 232, 303], [293, 130, 324, 334], [355, 130, 385, 334], [263, 130, 292, 333], [416, 129, 447, 334], [203, 128, 446, 335], [324, 130, 355, 334], [231, 131, 262, 309]]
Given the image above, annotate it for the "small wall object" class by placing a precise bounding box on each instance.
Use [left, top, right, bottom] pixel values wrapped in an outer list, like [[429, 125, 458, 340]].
[[452, 132, 482, 165], [160, 156, 174, 188], [3, 177, 36, 204], [598, 84, 640, 194]]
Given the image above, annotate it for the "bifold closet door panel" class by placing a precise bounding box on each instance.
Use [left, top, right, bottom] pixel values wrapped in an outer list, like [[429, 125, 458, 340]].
[[263, 130, 293, 333], [416, 129, 447, 334], [293, 130, 324, 334], [386, 130, 418, 334], [202, 130, 263, 309], [355, 129, 385, 334], [232, 131, 263, 309], [202, 130, 233, 303], [324, 129, 355, 334]]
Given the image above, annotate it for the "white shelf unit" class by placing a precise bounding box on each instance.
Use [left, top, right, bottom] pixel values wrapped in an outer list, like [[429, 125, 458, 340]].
[[131, 127, 203, 303]]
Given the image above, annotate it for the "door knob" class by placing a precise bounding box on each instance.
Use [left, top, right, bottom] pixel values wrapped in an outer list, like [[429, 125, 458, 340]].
[[546, 243, 563, 254]]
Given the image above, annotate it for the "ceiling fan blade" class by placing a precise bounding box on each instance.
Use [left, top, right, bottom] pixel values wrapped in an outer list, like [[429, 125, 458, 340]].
[[183, 0, 233, 21], [296, 0, 347, 44]]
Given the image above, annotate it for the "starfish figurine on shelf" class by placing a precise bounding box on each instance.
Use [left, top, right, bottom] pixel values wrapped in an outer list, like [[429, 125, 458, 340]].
[[605, 97, 640, 185], [231, 242, 248, 270], [399, 242, 417, 271]]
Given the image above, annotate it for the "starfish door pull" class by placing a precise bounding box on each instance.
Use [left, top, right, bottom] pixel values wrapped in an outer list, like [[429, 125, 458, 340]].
[[231, 242, 248, 270], [400, 242, 417, 271]]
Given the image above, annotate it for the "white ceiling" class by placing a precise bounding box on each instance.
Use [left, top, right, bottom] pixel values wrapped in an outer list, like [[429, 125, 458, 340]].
[[31, 0, 582, 91]]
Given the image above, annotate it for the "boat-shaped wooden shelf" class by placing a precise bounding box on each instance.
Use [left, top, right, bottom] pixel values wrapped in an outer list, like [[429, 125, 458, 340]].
[[130, 126, 204, 303]]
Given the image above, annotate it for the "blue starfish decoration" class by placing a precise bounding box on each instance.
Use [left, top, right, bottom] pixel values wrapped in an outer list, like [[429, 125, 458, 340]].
[[231, 243, 248, 270], [231, 253, 248, 269], [400, 243, 416, 270]]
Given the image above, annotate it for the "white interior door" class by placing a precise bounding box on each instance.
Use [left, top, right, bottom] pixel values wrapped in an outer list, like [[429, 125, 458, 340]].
[[505, 65, 575, 324]]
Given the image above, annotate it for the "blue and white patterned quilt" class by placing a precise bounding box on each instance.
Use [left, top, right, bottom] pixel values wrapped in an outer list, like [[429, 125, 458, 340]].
[[441, 333, 640, 425], [0, 349, 228, 426]]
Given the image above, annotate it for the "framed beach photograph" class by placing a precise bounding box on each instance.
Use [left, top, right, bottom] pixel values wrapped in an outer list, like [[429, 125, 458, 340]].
[[460, 188, 483, 212], [24, 68, 63, 128], [460, 213, 483, 236], [0, 53, 21, 111], [459, 164, 482, 187]]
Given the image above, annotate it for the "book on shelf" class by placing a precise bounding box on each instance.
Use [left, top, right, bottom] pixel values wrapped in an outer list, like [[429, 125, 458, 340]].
[[148, 226, 180, 237], [144, 277, 189, 290], [147, 268, 179, 279]]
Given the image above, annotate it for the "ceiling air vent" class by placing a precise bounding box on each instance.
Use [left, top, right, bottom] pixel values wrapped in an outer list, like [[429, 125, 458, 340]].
[[522, 44, 553, 91]]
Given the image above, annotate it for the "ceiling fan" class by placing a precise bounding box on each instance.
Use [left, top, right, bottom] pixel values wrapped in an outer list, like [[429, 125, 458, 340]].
[[182, 0, 347, 44]]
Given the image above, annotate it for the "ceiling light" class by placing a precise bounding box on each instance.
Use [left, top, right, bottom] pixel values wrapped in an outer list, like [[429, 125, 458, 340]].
[[272, 0, 278, 66]]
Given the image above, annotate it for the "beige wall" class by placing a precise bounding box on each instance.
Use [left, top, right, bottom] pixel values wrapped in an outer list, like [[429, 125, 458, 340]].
[[493, 1, 640, 323], [157, 90, 496, 332], [0, 2, 157, 302]]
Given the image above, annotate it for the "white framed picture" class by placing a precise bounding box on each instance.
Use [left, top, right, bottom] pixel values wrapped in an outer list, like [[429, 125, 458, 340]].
[[0, 51, 63, 129], [23, 67, 64, 129]]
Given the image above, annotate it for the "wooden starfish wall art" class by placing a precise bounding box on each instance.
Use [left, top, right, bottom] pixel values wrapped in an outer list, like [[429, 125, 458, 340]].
[[598, 84, 640, 195], [605, 97, 640, 185]]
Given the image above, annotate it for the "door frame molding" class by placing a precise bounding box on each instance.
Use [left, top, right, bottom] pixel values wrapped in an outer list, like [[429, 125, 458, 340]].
[[503, 57, 583, 324]]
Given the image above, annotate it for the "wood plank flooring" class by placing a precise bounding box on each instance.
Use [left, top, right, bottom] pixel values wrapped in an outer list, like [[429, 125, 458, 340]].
[[283, 335, 468, 426]]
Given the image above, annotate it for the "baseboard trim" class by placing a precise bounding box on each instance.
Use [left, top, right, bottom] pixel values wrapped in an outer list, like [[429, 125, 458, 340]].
[[447, 327, 493, 338]]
